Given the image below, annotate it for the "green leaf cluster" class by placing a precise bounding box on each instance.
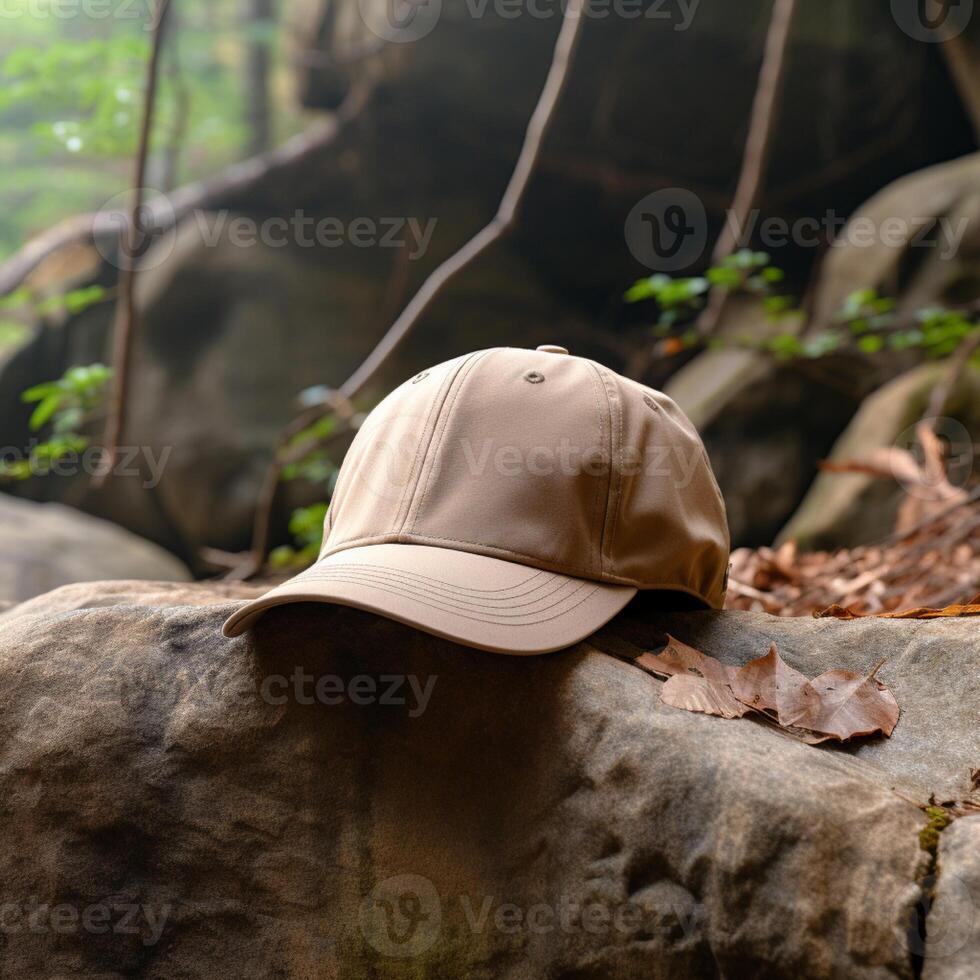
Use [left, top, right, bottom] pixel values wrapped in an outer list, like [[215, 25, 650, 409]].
[[0, 363, 111, 481], [625, 249, 795, 331], [269, 503, 330, 571]]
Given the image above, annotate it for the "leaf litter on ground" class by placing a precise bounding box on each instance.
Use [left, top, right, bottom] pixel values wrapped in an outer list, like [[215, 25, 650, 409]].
[[728, 422, 979, 616], [636, 636, 899, 745]]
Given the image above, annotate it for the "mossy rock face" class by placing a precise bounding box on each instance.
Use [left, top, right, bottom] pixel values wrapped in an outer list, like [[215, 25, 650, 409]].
[[3, 581, 979, 976], [778, 363, 980, 550]]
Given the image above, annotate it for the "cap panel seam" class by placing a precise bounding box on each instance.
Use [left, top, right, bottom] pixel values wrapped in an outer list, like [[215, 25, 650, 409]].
[[319, 530, 714, 604], [394, 353, 473, 534], [582, 360, 607, 575], [291, 568, 579, 611], [265, 579, 604, 627], [599, 366, 625, 575], [585, 362, 621, 576], [407, 348, 493, 533]]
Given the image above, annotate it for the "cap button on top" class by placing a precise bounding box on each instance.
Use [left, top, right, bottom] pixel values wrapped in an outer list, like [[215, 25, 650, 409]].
[[536, 344, 569, 355]]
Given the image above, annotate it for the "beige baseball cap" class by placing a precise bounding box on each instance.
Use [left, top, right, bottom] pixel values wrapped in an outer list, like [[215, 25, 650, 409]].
[[223, 346, 729, 653]]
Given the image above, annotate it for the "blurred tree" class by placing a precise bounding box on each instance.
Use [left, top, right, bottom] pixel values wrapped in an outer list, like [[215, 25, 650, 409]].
[[245, 0, 276, 156]]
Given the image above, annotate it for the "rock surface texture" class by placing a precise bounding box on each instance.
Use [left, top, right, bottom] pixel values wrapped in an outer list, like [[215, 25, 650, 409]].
[[0, 581, 975, 978], [0, 494, 189, 603]]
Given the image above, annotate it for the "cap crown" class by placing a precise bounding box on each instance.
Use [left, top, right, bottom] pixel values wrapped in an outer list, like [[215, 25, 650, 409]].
[[322, 347, 730, 606]]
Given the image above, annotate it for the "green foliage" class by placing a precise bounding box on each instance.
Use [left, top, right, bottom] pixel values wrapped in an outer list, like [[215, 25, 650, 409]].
[[0, 3, 307, 261], [0, 320, 29, 350], [281, 415, 341, 485], [269, 503, 330, 571], [0, 35, 151, 156], [0, 363, 111, 481], [919, 805, 953, 852], [626, 249, 796, 334], [624, 274, 708, 328], [0, 284, 110, 356], [625, 257, 980, 365]]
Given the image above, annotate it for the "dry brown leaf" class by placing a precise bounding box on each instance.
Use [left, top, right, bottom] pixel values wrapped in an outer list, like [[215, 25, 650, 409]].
[[729, 644, 811, 719], [639, 637, 750, 719], [818, 447, 925, 487], [817, 600, 980, 619], [637, 636, 736, 686], [797, 664, 900, 739], [640, 637, 899, 744], [659, 673, 753, 720]]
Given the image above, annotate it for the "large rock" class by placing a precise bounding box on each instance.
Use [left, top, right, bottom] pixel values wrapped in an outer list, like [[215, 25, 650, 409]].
[[777, 362, 980, 549], [1, 0, 974, 560], [0, 580, 976, 977], [665, 301, 860, 546], [809, 153, 980, 328], [924, 817, 980, 980], [0, 494, 189, 604]]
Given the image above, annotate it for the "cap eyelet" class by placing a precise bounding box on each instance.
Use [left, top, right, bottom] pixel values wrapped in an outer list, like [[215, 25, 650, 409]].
[[411, 371, 429, 384], [643, 394, 659, 411], [524, 370, 545, 384]]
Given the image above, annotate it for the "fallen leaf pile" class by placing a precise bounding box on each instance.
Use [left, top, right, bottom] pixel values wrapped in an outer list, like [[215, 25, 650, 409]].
[[635, 636, 899, 744], [727, 422, 979, 616]]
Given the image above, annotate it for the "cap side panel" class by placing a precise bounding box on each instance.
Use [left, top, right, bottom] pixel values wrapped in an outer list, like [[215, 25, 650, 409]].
[[393, 351, 480, 534], [404, 348, 493, 534], [324, 353, 470, 553], [588, 362, 623, 577], [407, 348, 608, 576], [612, 382, 730, 606]]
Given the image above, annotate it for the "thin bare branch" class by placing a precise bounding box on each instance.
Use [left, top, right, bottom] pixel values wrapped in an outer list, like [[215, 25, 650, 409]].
[[938, 0, 980, 143], [696, 0, 797, 337], [95, 0, 173, 486], [0, 94, 366, 300], [229, 0, 588, 578], [925, 330, 980, 423], [339, 0, 586, 401]]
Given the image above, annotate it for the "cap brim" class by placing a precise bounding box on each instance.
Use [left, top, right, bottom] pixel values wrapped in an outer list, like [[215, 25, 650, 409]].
[[221, 543, 636, 655]]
